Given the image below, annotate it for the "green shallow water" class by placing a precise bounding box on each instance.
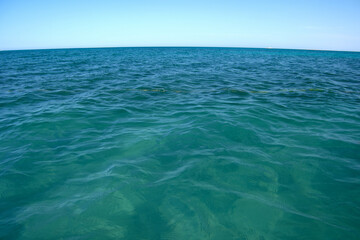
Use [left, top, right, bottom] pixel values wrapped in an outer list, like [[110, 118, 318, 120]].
[[0, 47, 360, 239]]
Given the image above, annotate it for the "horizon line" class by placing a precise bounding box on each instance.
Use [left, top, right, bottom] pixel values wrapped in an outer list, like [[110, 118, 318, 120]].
[[1, 46, 360, 53]]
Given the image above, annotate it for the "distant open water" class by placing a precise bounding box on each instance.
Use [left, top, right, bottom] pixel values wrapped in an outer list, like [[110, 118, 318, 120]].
[[1, 47, 360, 239]]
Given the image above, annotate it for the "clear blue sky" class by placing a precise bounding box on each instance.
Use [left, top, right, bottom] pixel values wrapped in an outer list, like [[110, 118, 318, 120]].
[[0, 0, 359, 51]]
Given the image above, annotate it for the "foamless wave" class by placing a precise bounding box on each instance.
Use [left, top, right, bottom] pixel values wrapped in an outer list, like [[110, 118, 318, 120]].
[[1, 48, 359, 239]]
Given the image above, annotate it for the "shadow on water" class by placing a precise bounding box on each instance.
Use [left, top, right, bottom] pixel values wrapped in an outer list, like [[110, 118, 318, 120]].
[[0, 222, 24, 239], [123, 200, 173, 240]]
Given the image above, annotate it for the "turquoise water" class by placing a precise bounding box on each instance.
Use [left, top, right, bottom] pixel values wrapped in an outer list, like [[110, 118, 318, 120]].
[[1, 47, 360, 239]]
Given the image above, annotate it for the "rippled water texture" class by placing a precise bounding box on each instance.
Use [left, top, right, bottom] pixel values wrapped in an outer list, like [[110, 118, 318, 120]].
[[1, 47, 360, 239]]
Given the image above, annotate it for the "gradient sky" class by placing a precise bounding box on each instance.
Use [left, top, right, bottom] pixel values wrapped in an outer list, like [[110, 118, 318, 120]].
[[0, 0, 359, 51]]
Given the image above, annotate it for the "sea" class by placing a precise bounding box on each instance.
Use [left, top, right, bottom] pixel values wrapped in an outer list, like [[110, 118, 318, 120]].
[[0, 47, 359, 239]]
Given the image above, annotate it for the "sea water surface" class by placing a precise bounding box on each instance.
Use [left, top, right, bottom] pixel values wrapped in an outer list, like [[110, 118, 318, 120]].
[[0, 47, 360, 239]]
